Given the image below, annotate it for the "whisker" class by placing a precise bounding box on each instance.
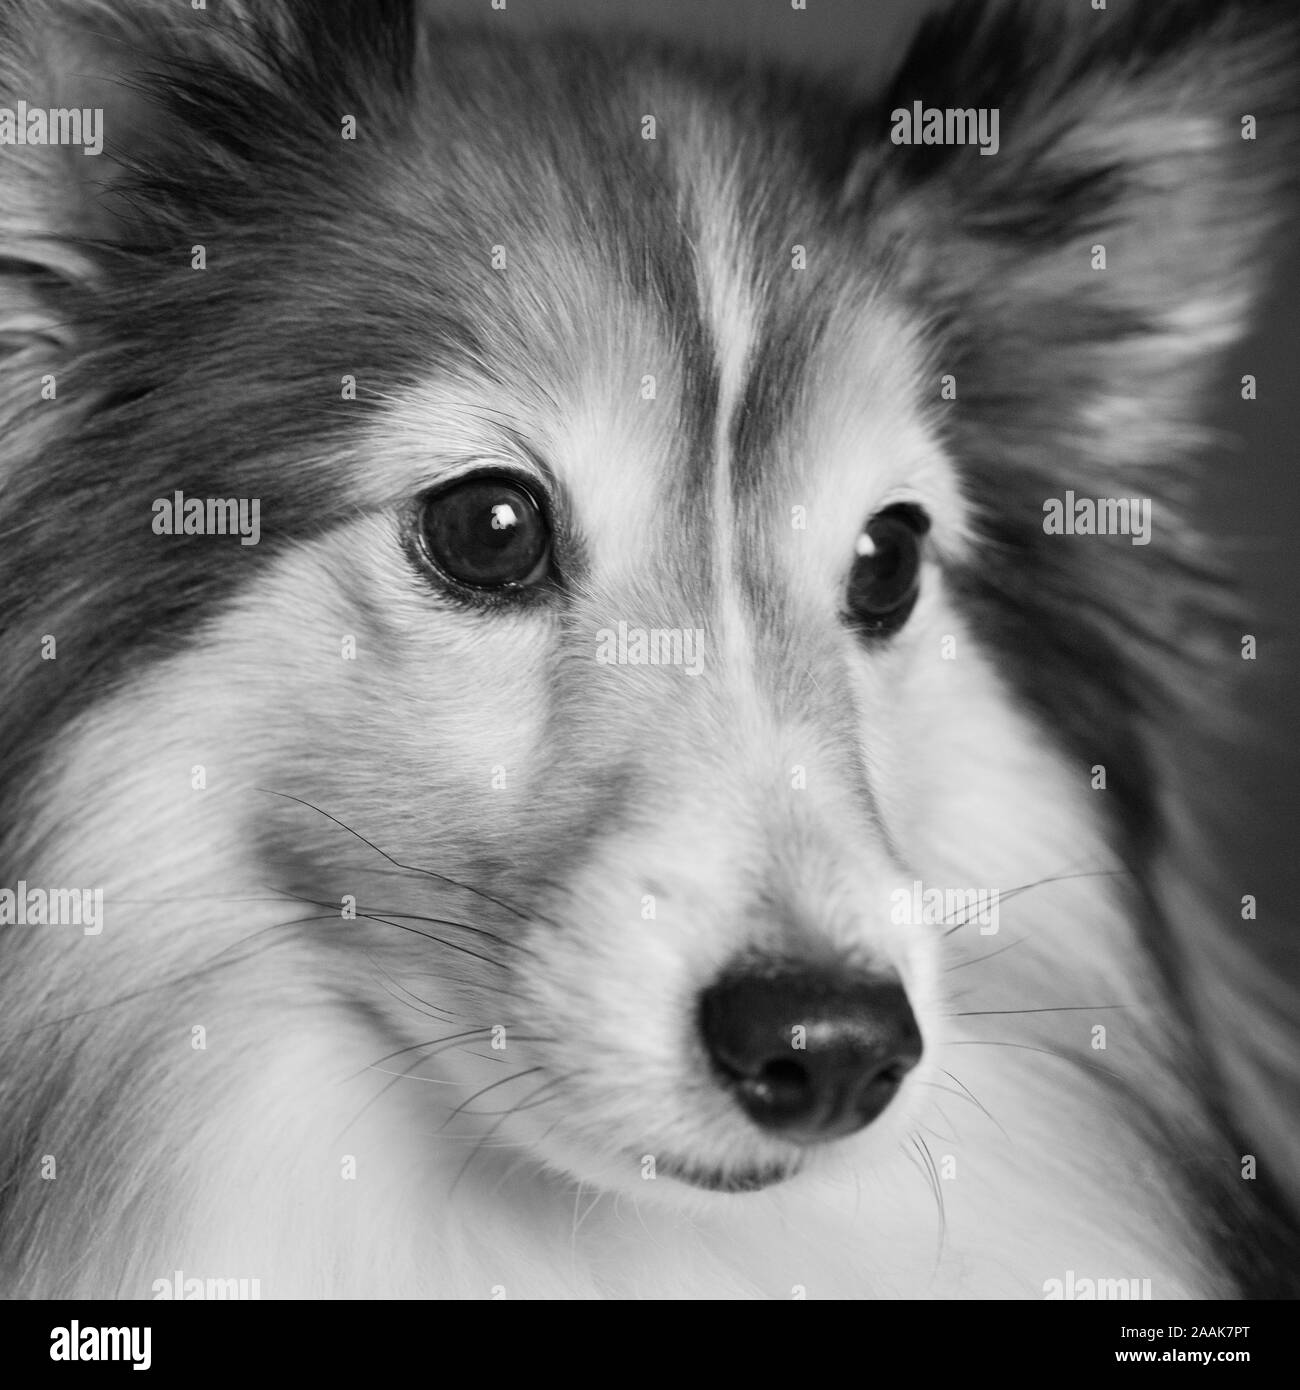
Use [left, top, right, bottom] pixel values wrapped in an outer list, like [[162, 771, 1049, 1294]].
[[337, 1032, 557, 1146], [269, 886, 510, 969], [365, 1067, 465, 1085], [508, 1076, 570, 1114], [353, 1030, 493, 1082], [369, 906, 531, 950], [347, 904, 534, 957], [946, 1038, 1123, 1081], [471, 1080, 582, 1206], [941, 867, 1130, 936], [939, 1068, 1009, 1140], [917, 1079, 978, 1113], [442, 1066, 546, 1128], [572, 1181, 604, 1245], [447, 1072, 568, 1199], [333, 1046, 441, 1145], [259, 788, 546, 924], [912, 1134, 946, 1255], [359, 1031, 555, 1079], [352, 908, 507, 967], [945, 937, 1025, 971], [951, 1004, 1136, 1017], [917, 1115, 960, 1145], [372, 973, 463, 1024]]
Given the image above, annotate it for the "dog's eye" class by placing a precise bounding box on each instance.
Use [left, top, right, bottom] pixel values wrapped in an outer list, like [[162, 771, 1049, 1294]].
[[846, 505, 930, 636], [418, 474, 552, 590]]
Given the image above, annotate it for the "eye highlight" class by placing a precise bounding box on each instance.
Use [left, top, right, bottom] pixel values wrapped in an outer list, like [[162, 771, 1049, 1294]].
[[416, 472, 552, 592], [845, 504, 930, 637]]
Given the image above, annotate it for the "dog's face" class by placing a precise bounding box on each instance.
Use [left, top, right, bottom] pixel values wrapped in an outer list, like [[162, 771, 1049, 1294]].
[[258, 210, 1081, 1199], [2, 0, 1296, 1265]]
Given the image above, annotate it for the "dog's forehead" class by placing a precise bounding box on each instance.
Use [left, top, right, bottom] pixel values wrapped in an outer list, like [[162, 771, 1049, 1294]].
[[365, 75, 963, 595]]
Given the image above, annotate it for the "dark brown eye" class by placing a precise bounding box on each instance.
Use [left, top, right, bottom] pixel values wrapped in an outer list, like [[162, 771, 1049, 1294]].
[[846, 505, 929, 637], [418, 474, 551, 590]]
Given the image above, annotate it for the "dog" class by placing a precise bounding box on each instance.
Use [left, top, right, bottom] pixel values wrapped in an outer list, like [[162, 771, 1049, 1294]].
[[1, 0, 1297, 1299]]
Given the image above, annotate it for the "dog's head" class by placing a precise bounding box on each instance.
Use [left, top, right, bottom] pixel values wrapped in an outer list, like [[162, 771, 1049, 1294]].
[[1, 0, 1296, 1233]]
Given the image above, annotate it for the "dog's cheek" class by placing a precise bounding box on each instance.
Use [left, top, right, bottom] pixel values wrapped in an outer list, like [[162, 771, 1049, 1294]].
[[218, 520, 557, 870], [854, 596, 1111, 893]]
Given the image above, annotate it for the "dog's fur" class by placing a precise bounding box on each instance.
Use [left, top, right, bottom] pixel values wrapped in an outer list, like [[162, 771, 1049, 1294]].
[[1, 0, 1297, 1298]]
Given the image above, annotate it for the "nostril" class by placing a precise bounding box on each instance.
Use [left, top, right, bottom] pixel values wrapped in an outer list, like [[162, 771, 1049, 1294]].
[[759, 1059, 808, 1090], [699, 959, 922, 1144], [741, 1059, 814, 1120]]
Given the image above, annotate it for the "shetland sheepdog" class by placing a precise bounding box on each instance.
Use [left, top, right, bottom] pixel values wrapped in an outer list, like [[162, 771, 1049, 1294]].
[[1, 0, 1297, 1299]]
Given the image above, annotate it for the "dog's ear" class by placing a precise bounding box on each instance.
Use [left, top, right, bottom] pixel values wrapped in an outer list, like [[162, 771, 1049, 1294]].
[[858, 1, 1300, 1240], [0, 0, 414, 366], [853, 0, 1299, 472]]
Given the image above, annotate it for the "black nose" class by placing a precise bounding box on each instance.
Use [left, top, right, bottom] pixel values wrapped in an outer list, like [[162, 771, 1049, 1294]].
[[699, 961, 922, 1143]]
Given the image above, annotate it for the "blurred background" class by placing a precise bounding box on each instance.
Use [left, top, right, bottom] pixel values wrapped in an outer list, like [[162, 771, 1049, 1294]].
[[429, 0, 1300, 933]]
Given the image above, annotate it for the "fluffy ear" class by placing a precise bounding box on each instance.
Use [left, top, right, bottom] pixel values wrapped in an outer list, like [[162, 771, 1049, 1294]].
[[0, 0, 414, 365], [857, 0, 1300, 1237], [854, 0, 1299, 472]]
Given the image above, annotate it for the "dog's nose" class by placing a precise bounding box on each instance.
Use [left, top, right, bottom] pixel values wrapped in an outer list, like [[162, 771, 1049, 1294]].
[[698, 961, 922, 1143]]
